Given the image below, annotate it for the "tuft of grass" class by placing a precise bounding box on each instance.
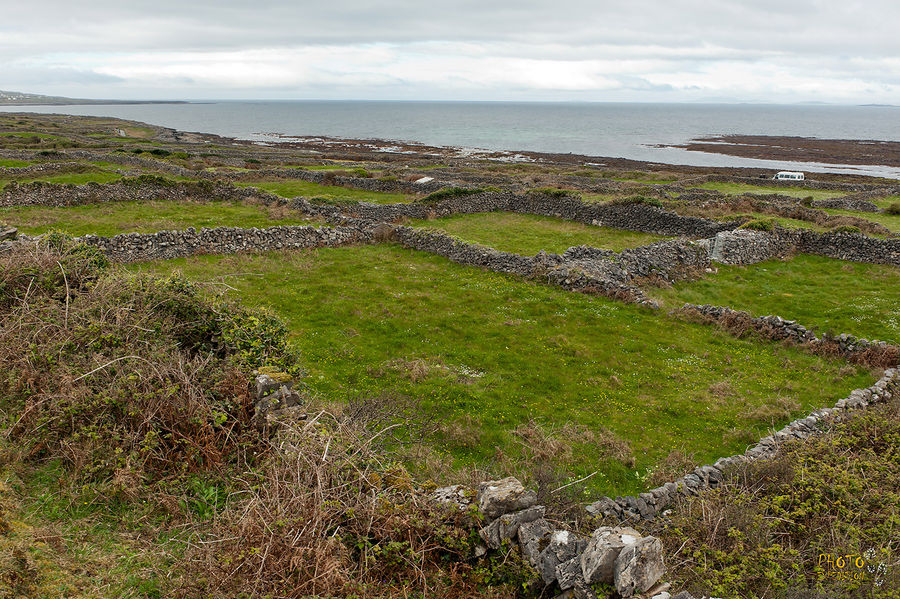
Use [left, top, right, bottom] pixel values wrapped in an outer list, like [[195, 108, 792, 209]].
[[417, 186, 492, 204], [610, 195, 664, 208], [739, 218, 776, 232], [528, 187, 581, 199]]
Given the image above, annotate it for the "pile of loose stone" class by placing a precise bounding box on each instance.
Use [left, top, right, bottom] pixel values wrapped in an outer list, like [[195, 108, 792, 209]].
[[433, 477, 688, 599]]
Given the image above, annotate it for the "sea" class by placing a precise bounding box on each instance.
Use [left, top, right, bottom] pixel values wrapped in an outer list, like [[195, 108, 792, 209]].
[[3, 101, 900, 178]]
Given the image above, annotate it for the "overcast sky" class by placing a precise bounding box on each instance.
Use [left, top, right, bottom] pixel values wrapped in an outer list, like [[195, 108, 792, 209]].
[[1, 0, 898, 103]]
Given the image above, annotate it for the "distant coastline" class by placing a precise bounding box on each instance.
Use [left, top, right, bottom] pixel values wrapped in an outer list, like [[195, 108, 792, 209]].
[[0, 90, 186, 106]]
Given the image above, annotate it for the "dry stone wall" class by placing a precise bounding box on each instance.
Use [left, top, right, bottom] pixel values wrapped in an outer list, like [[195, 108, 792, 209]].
[[221, 166, 446, 195], [79, 224, 366, 263]]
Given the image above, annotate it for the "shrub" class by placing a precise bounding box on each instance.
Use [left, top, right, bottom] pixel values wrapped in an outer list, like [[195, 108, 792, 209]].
[[120, 174, 177, 187], [529, 187, 580, 199], [417, 186, 488, 204], [739, 218, 776, 232], [885, 202, 900, 215], [831, 225, 861, 234], [610, 195, 664, 208], [0, 238, 301, 488]]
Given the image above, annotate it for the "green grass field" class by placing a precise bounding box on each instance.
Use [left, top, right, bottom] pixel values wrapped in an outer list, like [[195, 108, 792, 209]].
[[131, 246, 873, 496], [409, 212, 670, 254], [236, 179, 413, 204], [0, 171, 123, 189], [0, 199, 318, 237], [650, 254, 900, 343], [821, 205, 900, 233], [694, 182, 846, 201], [0, 158, 31, 168]]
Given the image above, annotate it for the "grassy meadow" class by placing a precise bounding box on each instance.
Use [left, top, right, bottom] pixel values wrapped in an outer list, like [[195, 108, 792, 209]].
[[131, 245, 874, 496], [650, 254, 900, 344], [0, 199, 319, 237], [409, 212, 670, 254], [236, 179, 413, 204]]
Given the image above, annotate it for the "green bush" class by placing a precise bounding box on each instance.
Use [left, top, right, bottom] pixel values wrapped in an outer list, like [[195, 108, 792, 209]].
[[831, 225, 861, 234], [739, 218, 776, 232], [417, 186, 489, 204], [610, 195, 664, 208], [886, 202, 900, 215], [529, 187, 580, 199]]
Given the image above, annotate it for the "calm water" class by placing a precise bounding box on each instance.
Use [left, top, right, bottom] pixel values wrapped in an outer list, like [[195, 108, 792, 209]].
[[4, 101, 900, 177]]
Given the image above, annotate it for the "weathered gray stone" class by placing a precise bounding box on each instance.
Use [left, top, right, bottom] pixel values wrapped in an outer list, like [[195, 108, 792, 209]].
[[478, 505, 545, 549], [585, 496, 622, 518], [614, 536, 666, 597], [580, 526, 642, 584], [537, 530, 587, 585], [518, 518, 553, 567], [431, 484, 473, 509], [555, 556, 583, 590], [477, 477, 538, 520]]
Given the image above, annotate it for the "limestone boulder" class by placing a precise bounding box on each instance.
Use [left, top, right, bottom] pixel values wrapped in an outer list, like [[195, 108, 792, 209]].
[[580, 526, 642, 584], [477, 477, 537, 520], [479, 505, 545, 549], [614, 536, 665, 597], [536, 530, 587, 586]]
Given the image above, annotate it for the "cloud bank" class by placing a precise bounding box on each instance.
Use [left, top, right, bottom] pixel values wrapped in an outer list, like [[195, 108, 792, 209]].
[[1, 0, 897, 102]]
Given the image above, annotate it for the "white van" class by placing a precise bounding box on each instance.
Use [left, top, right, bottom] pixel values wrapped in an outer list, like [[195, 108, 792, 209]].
[[773, 171, 805, 181]]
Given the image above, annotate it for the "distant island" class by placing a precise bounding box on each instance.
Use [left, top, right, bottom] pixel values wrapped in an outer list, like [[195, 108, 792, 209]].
[[0, 89, 186, 106]]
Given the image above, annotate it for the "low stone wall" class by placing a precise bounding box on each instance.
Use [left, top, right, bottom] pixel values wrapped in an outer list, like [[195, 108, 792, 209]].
[[392, 226, 656, 305], [339, 192, 738, 239], [811, 197, 881, 212], [796, 229, 900, 266], [223, 166, 446, 195], [0, 179, 263, 208], [708, 228, 798, 265], [79, 224, 366, 263], [682, 303, 899, 360]]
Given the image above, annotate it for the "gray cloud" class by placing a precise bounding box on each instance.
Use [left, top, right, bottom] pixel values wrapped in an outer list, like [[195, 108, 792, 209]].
[[1, 0, 898, 102]]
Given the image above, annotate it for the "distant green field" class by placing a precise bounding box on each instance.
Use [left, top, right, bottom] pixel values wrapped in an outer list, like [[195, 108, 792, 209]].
[[236, 179, 412, 204], [0, 171, 123, 189], [709, 212, 828, 232], [410, 212, 669, 254], [0, 199, 318, 237], [0, 158, 30, 167], [650, 254, 900, 344], [694, 182, 846, 201], [821, 203, 900, 233], [131, 245, 873, 496]]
